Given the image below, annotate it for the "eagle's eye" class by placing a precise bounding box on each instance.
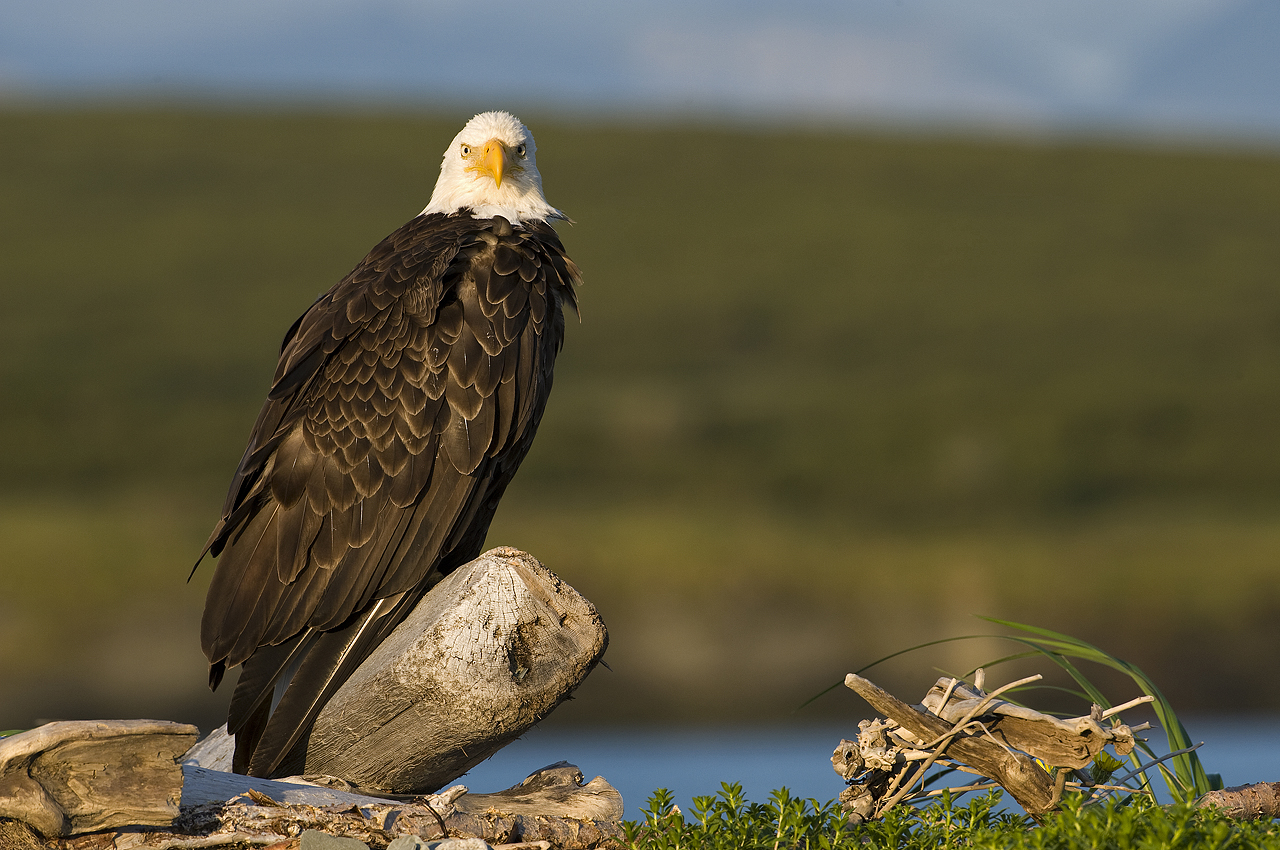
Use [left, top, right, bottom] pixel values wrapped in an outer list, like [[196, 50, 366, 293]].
[[515, 144, 527, 158], [460, 144, 472, 156]]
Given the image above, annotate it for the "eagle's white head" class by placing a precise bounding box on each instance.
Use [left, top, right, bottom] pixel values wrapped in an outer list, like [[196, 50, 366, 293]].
[[422, 111, 564, 224]]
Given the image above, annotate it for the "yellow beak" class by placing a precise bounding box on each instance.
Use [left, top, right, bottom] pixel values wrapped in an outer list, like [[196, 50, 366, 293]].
[[479, 139, 507, 188]]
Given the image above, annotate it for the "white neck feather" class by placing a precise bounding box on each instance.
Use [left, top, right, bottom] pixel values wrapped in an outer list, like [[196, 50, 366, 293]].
[[421, 184, 563, 224]]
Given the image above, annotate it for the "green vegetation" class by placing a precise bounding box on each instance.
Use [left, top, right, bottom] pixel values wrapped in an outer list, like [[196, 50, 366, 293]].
[[624, 786, 1280, 850], [2, 107, 1280, 728]]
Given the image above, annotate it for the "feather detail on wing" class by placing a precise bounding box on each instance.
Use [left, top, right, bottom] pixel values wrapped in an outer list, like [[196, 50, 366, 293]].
[[197, 212, 580, 776]]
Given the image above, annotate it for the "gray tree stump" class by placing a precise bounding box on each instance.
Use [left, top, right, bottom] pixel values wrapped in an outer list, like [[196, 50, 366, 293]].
[[189, 547, 608, 794]]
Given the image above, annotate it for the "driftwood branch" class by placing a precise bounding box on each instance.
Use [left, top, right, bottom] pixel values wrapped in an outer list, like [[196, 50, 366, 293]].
[[177, 759, 622, 822], [918, 676, 1140, 770], [0, 720, 198, 838], [1196, 783, 1280, 820], [43, 761, 622, 849]]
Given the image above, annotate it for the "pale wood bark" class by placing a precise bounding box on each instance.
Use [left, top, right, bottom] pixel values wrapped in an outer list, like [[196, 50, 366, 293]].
[[454, 762, 623, 821], [919, 677, 1139, 770], [0, 720, 197, 838], [179, 759, 622, 821], [188, 548, 608, 795], [180, 763, 412, 810], [1196, 782, 1280, 820], [45, 762, 622, 849]]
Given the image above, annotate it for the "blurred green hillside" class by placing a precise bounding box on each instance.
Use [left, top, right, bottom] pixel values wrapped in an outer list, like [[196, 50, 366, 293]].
[[3, 107, 1280, 731]]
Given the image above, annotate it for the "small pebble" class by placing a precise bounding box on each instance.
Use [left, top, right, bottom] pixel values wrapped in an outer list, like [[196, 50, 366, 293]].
[[386, 837, 427, 850], [299, 829, 370, 850], [386, 838, 492, 850]]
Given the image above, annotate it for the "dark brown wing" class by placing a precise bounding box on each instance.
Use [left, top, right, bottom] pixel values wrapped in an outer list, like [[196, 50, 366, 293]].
[[196, 212, 579, 776]]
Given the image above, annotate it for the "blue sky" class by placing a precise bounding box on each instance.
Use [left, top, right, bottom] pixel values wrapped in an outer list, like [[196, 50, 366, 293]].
[[2, 0, 1278, 140]]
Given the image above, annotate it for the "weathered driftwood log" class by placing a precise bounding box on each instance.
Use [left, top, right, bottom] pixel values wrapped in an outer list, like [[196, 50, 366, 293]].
[[178, 760, 622, 821], [0, 720, 198, 838], [454, 762, 623, 821], [301, 547, 606, 792], [180, 763, 431, 810], [43, 762, 622, 849], [1196, 782, 1280, 820], [188, 547, 608, 793]]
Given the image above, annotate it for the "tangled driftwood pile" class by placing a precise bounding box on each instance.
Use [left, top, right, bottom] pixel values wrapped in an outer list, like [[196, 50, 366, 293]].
[[836, 669, 1280, 822]]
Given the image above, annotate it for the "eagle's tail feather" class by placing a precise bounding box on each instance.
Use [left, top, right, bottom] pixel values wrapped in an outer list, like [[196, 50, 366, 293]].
[[242, 594, 412, 777]]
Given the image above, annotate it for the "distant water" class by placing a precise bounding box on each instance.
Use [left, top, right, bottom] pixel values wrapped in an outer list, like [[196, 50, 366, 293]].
[[1183, 717, 1280, 788], [457, 718, 1280, 820]]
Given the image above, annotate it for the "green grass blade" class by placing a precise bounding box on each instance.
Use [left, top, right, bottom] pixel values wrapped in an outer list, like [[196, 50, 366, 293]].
[[979, 618, 1212, 799], [797, 634, 996, 711]]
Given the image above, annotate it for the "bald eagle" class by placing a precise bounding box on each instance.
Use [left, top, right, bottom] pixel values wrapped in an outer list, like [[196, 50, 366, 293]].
[[195, 112, 580, 777]]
